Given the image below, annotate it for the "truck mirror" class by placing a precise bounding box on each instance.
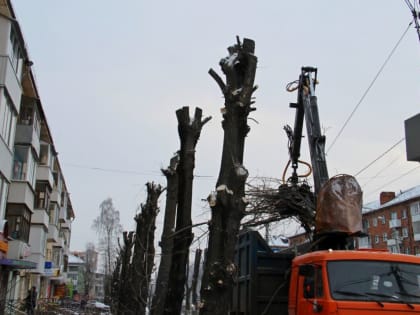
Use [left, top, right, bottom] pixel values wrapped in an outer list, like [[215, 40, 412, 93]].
[[299, 264, 315, 277]]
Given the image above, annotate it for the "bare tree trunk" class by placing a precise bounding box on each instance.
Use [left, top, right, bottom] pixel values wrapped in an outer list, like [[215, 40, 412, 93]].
[[163, 107, 211, 315], [151, 154, 179, 315], [192, 248, 202, 313], [132, 182, 164, 315], [113, 231, 135, 315], [200, 37, 258, 315]]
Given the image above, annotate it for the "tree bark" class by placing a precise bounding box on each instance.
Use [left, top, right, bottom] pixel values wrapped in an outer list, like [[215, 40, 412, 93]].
[[113, 231, 135, 315], [132, 182, 164, 315], [200, 37, 258, 315], [192, 248, 202, 312], [163, 107, 211, 315], [151, 154, 179, 315]]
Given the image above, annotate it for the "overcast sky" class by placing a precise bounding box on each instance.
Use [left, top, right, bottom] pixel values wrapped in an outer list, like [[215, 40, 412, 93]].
[[11, 1, 420, 251]]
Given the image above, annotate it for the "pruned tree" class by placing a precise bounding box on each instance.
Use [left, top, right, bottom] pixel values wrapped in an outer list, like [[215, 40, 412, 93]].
[[131, 182, 164, 315], [163, 107, 211, 315], [83, 242, 97, 298], [199, 37, 258, 314], [92, 198, 123, 303], [112, 231, 135, 315], [191, 248, 202, 314], [151, 154, 179, 315]]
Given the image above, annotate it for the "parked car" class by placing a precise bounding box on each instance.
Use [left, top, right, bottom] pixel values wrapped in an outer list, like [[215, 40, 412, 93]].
[[86, 300, 110, 313]]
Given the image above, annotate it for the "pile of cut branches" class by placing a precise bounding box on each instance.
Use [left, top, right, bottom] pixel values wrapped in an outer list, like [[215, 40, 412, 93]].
[[244, 178, 315, 234]]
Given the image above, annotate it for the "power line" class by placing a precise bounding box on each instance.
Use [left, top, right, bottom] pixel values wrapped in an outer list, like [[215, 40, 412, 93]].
[[366, 164, 420, 197], [361, 156, 401, 188], [354, 138, 405, 176], [403, 0, 420, 42], [327, 22, 413, 153], [65, 163, 214, 178]]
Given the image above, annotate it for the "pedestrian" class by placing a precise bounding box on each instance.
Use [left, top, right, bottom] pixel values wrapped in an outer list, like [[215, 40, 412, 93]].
[[25, 286, 37, 315]]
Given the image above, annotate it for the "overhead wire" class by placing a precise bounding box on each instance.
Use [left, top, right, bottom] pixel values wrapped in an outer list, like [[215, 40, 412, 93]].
[[361, 156, 401, 188], [326, 21, 413, 154], [354, 137, 405, 176], [366, 164, 420, 198], [403, 0, 420, 42]]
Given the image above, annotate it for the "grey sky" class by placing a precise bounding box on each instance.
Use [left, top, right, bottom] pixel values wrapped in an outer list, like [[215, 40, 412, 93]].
[[11, 1, 420, 251]]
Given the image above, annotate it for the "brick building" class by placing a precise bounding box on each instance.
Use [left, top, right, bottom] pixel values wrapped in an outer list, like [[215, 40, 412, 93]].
[[359, 186, 420, 255]]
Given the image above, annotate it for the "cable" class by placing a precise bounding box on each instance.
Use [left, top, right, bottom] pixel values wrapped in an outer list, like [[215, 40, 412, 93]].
[[403, 0, 420, 42], [354, 138, 405, 176], [65, 163, 214, 178], [327, 22, 413, 154], [366, 164, 420, 197], [361, 156, 400, 188]]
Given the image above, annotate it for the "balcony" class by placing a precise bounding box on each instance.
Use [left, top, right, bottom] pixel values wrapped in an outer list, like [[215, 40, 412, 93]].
[[53, 238, 64, 248], [15, 124, 40, 157], [412, 214, 420, 223], [47, 224, 59, 243], [415, 233, 420, 241], [7, 240, 31, 260], [389, 219, 401, 229], [8, 181, 34, 211], [387, 239, 402, 246], [37, 165, 54, 188], [0, 55, 22, 110], [61, 221, 71, 230], [31, 209, 49, 228], [50, 189, 61, 205]]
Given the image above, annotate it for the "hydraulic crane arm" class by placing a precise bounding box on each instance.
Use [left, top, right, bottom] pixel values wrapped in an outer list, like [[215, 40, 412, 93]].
[[287, 67, 329, 195]]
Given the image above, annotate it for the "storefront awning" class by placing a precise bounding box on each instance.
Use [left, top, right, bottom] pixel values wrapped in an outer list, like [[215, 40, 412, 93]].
[[0, 258, 37, 269]]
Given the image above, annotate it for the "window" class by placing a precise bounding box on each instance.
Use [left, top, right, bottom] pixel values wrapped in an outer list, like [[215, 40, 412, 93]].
[[0, 93, 17, 148], [39, 143, 54, 167], [391, 212, 398, 220], [362, 219, 370, 230], [411, 202, 420, 216], [405, 247, 410, 255], [382, 233, 387, 242], [49, 203, 58, 226], [373, 218, 378, 227], [35, 182, 51, 210], [52, 247, 61, 267], [380, 216, 386, 225], [8, 27, 23, 78], [375, 235, 379, 244], [302, 265, 323, 299], [402, 227, 408, 238], [6, 204, 31, 242], [0, 174, 9, 221], [402, 209, 407, 219], [328, 260, 420, 303], [12, 146, 37, 187]]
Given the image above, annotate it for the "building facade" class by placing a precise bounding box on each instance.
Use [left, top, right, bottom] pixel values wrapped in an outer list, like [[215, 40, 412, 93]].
[[358, 187, 420, 255], [0, 0, 75, 312]]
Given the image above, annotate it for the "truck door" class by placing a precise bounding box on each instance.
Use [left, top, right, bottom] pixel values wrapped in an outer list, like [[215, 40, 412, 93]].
[[296, 264, 325, 314]]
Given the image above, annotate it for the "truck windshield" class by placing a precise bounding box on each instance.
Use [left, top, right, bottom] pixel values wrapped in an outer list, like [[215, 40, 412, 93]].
[[328, 260, 420, 304]]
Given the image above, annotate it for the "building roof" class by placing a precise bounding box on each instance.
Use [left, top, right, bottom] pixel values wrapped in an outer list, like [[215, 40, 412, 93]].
[[68, 254, 84, 265], [362, 185, 420, 214]]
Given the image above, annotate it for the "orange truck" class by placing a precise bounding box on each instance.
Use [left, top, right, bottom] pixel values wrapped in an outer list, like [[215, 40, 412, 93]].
[[232, 230, 420, 314], [232, 68, 420, 314], [289, 249, 420, 314]]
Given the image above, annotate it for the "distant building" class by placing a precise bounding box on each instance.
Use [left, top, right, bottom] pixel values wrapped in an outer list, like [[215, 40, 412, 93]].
[[358, 186, 420, 254]]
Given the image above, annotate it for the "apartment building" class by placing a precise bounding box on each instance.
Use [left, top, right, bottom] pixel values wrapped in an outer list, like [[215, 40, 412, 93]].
[[0, 0, 75, 311], [358, 187, 420, 254]]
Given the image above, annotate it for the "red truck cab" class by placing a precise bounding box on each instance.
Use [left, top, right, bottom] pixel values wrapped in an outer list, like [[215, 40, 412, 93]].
[[289, 249, 420, 314]]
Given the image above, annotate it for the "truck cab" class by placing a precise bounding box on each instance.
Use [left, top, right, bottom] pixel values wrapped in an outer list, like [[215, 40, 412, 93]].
[[289, 249, 420, 314]]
